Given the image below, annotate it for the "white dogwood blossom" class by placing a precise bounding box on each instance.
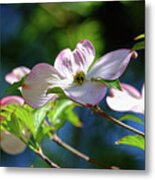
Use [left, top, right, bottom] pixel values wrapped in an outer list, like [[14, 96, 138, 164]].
[[22, 40, 137, 108]]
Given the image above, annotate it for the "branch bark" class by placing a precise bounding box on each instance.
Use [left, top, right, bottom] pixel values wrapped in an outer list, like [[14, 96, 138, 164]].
[[35, 148, 60, 168], [92, 106, 145, 137], [52, 134, 118, 169]]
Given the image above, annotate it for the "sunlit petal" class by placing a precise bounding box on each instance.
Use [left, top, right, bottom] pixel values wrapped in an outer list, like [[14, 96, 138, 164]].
[[21, 63, 62, 108], [54, 40, 95, 79], [64, 82, 107, 106], [54, 48, 75, 80], [87, 49, 137, 80], [73, 40, 95, 73]]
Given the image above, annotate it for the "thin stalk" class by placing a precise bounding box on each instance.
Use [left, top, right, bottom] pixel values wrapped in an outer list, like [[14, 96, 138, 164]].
[[19, 136, 60, 168], [52, 134, 118, 169], [92, 106, 145, 137], [35, 148, 60, 168]]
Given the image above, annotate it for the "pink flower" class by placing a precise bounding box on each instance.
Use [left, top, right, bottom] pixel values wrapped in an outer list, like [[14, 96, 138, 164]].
[[0, 96, 27, 154], [0, 96, 24, 121], [5, 66, 30, 84], [106, 83, 144, 114], [0, 96, 24, 107], [22, 40, 137, 108]]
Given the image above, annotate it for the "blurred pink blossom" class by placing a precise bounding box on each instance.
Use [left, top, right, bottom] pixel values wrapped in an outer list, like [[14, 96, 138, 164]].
[[0, 96, 27, 155], [5, 66, 30, 84]]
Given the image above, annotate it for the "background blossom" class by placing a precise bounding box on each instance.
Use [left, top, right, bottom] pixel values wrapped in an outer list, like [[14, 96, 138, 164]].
[[106, 83, 144, 114]]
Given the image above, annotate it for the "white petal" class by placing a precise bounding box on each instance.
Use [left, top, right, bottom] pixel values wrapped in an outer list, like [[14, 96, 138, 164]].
[[0, 131, 26, 155], [5, 66, 30, 84], [106, 85, 143, 114], [54, 48, 75, 80], [73, 40, 95, 73], [54, 40, 95, 78], [64, 81, 107, 106], [21, 63, 62, 108], [87, 49, 137, 80]]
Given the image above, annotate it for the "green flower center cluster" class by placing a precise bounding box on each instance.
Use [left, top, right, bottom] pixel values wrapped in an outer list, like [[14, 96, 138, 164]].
[[74, 71, 85, 85]]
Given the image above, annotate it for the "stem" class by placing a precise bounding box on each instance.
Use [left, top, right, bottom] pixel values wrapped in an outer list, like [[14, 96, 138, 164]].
[[92, 106, 145, 137], [19, 136, 60, 168], [52, 134, 118, 169], [35, 148, 60, 168]]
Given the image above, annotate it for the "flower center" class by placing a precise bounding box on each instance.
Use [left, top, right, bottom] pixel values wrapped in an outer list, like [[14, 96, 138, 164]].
[[73, 71, 85, 85]]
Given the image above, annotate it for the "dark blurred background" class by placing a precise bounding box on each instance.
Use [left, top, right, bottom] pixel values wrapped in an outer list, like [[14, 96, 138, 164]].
[[0, 1, 145, 169]]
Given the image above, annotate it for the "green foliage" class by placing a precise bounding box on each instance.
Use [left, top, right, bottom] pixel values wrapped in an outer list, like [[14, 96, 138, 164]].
[[115, 135, 144, 150], [33, 104, 51, 134], [1, 98, 81, 147], [132, 33, 145, 51], [119, 114, 144, 124], [134, 34, 145, 41], [1, 104, 34, 135], [132, 41, 145, 51], [47, 99, 82, 130]]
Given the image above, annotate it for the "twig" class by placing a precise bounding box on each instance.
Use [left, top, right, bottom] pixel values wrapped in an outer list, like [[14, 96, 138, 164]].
[[92, 106, 145, 137], [52, 134, 119, 169], [35, 148, 60, 168]]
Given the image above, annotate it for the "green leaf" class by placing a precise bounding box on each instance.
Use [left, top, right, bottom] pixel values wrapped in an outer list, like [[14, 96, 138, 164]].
[[2, 104, 35, 135], [115, 135, 144, 150], [63, 105, 83, 128], [91, 78, 121, 90], [5, 113, 22, 137], [33, 104, 51, 134], [47, 99, 81, 130], [132, 41, 145, 51], [0, 106, 30, 142], [5, 75, 27, 94], [15, 106, 35, 135], [134, 34, 145, 41], [35, 126, 53, 144], [119, 114, 144, 124]]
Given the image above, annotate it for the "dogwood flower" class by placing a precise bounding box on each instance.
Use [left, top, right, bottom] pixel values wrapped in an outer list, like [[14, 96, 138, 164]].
[[22, 40, 137, 108], [0, 96, 27, 155], [0, 95, 24, 107], [106, 83, 144, 114], [5, 66, 30, 84]]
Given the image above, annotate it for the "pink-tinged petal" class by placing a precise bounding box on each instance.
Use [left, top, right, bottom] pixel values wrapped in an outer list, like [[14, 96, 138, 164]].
[[54, 40, 95, 78], [21, 63, 62, 108], [87, 49, 137, 80], [0, 131, 26, 155], [121, 83, 141, 98], [54, 48, 75, 79], [0, 96, 24, 106], [73, 40, 95, 73], [106, 84, 144, 114], [64, 82, 107, 106], [5, 66, 30, 84]]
